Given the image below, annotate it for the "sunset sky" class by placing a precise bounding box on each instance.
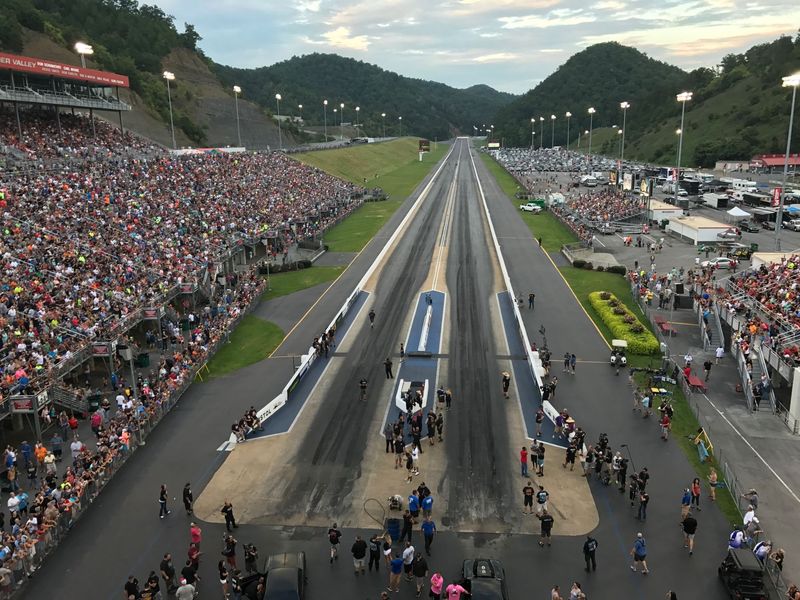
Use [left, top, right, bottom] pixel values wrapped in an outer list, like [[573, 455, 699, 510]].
[[155, 0, 800, 93]]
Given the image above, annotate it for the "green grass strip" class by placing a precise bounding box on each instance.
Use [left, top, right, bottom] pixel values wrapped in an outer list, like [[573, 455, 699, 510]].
[[262, 266, 344, 301], [206, 315, 284, 377]]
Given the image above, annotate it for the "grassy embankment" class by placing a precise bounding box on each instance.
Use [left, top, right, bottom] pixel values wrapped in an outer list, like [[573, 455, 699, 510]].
[[297, 138, 448, 252], [486, 154, 741, 524], [207, 139, 448, 376]]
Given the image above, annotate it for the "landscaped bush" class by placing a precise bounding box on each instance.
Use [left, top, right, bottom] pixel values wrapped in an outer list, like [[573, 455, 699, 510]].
[[572, 259, 586, 268], [596, 265, 605, 272], [583, 262, 593, 270], [606, 265, 627, 275], [588, 291, 659, 355]]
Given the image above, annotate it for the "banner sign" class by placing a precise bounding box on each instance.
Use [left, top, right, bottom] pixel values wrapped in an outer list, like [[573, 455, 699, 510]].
[[419, 139, 430, 152], [0, 52, 129, 87], [623, 173, 633, 191], [772, 187, 782, 208], [92, 341, 117, 357], [639, 178, 652, 198], [142, 307, 164, 320], [609, 171, 618, 186]]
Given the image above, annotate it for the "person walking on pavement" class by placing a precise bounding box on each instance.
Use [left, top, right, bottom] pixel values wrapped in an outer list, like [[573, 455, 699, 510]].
[[430, 572, 444, 600], [435, 412, 444, 442], [412, 553, 429, 597], [351, 535, 367, 575], [182, 483, 193, 515], [421, 493, 433, 519], [630, 533, 649, 574], [384, 358, 394, 379], [529, 292, 536, 309], [401, 510, 413, 542], [538, 509, 554, 547], [583, 535, 598, 572], [570, 353, 577, 374], [715, 345, 724, 364], [703, 359, 713, 381], [384, 423, 394, 453], [328, 523, 342, 563], [501, 371, 511, 398], [402, 541, 416, 582], [369, 309, 376, 329], [221, 500, 238, 530], [190, 522, 202, 549], [523, 481, 535, 514], [536, 443, 546, 477], [520, 446, 529, 478], [690, 477, 702, 511], [421, 516, 436, 555], [536, 485, 549, 515], [637, 489, 650, 521], [388, 553, 403, 593], [368, 534, 381, 572], [159, 484, 171, 519], [682, 511, 698, 555], [535, 407, 545, 437], [680, 488, 692, 521]]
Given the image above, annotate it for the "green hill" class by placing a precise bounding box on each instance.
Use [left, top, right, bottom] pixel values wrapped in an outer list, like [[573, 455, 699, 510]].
[[213, 53, 516, 140], [494, 37, 800, 167]]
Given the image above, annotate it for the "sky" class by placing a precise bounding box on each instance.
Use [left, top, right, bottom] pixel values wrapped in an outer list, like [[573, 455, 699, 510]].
[[154, 0, 800, 94]]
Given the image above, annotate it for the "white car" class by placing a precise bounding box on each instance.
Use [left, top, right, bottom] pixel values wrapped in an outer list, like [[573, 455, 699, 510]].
[[701, 257, 738, 270], [519, 202, 542, 213], [677, 189, 689, 197]]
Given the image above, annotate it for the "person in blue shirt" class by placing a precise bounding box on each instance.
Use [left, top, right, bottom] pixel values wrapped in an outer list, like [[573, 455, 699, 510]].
[[388, 554, 404, 592], [681, 488, 692, 520], [408, 492, 420, 521], [421, 494, 433, 518], [19, 442, 32, 469], [421, 516, 436, 555], [629, 533, 649, 574]]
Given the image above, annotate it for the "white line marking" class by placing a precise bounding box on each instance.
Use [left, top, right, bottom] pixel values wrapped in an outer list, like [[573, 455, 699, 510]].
[[700, 393, 800, 506]]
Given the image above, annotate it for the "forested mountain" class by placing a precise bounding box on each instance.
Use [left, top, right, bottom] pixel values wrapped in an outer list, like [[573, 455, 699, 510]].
[[494, 37, 800, 167], [213, 54, 516, 140]]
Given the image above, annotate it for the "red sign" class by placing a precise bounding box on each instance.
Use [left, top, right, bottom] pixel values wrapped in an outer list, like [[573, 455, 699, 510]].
[[11, 397, 34, 413], [772, 187, 782, 208], [0, 52, 129, 88]]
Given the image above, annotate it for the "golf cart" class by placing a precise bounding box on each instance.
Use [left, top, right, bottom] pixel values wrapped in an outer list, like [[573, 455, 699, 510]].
[[610, 339, 628, 371], [718, 548, 774, 600]]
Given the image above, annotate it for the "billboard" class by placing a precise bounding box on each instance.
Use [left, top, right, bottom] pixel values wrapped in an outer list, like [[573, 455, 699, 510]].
[[639, 178, 653, 198], [418, 139, 430, 152], [609, 171, 618, 186], [772, 187, 782, 207], [623, 173, 633, 191], [0, 52, 129, 87]]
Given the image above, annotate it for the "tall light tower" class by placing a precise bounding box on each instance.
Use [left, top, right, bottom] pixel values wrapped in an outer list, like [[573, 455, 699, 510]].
[[619, 101, 630, 162], [539, 116, 544, 149], [340, 102, 345, 140], [162, 71, 176, 150], [355, 106, 360, 137], [530, 117, 535, 149], [381, 112, 386, 138], [675, 91, 693, 195], [233, 85, 242, 147], [550, 114, 556, 147], [298, 104, 303, 124], [587, 107, 596, 159], [565, 111, 572, 150], [74, 42, 93, 68], [275, 93, 283, 150], [323, 99, 328, 141], [398, 115, 403, 137], [776, 72, 800, 250]]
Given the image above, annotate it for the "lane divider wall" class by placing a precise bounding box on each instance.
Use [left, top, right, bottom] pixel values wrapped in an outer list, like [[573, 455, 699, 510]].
[[222, 143, 457, 449]]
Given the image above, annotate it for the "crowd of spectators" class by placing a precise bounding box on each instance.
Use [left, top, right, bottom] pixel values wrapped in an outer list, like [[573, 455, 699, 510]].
[[0, 110, 364, 401], [555, 189, 645, 226]]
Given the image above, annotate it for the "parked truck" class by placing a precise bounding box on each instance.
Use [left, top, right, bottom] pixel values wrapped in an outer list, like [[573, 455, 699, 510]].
[[702, 193, 729, 209]]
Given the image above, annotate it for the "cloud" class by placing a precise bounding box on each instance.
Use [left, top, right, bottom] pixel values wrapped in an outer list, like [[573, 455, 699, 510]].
[[499, 8, 596, 29], [472, 52, 519, 63], [303, 26, 372, 50], [295, 0, 320, 12], [592, 0, 625, 9], [479, 32, 501, 38], [539, 48, 564, 53]]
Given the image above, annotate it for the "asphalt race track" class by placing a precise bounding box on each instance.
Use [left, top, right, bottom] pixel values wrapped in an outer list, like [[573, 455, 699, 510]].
[[22, 139, 735, 600]]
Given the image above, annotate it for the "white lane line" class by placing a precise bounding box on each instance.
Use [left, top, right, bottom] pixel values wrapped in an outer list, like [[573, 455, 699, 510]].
[[431, 146, 460, 291], [700, 392, 800, 506]]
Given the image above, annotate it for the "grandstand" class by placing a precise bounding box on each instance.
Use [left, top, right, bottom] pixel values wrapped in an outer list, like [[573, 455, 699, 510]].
[[0, 64, 366, 434]]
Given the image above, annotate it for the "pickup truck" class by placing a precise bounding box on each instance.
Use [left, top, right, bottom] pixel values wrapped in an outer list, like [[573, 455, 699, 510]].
[[519, 202, 542, 213]]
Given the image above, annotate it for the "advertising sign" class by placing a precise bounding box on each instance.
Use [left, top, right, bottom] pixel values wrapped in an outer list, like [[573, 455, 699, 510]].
[[609, 171, 618, 186], [772, 187, 782, 208], [418, 139, 430, 152], [623, 173, 633, 191], [639, 178, 652, 198], [0, 52, 129, 87]]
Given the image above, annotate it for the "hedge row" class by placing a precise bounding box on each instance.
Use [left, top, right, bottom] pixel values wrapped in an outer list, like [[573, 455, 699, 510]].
[[572, 260, 626, 275], [588, 291, 660, 355]]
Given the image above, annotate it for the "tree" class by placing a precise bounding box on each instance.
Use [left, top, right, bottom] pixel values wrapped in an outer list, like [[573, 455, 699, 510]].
[[720, 53, 744, 74], [179, 23, 201, 50]]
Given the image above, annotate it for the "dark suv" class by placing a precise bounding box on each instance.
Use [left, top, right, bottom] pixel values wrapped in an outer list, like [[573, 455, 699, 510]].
[[718, 548, 773, 600]]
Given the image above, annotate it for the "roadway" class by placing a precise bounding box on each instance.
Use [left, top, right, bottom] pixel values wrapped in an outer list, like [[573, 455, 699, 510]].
[[24, 139, 735, 600]]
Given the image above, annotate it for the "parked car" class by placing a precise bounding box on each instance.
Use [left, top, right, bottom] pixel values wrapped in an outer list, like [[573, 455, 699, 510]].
[[462, 558, 509, 600], [702, 257, 738, 270], [717, 228, 742, 240], [240, 552, 307, 600], [718, 548, 773, 600], [761, 220, 776, 230], [786, 219, 800, 232], [727, 246, 753, 260], [739, 221, 760, 233], [519, 201, 542, 213], [677, 188, 689, 197]]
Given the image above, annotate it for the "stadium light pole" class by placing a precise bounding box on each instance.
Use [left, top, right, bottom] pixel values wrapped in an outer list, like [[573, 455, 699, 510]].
[[539, 116, 544, 149], [323, 99, 328, 142], [340, 102, 345, 140], [74, 42, 93, 68], [275, 93, 283, 150], [355, 106, 360, 137], [162, 71, 176, 150], [398, 115, 402, 137], [233, 85, 242, 147], [776, 72, 800, 251], [620, 101, 630, 162], [530, 117, 535, 149], [587, 107, 596, 160], [381, 112, 386, 138], [675, 91, 693, 196], [565, 111, 572, 150], [298, 104, 303, 125], [550, 114, 556, 148], [618, 129, 623, 156]]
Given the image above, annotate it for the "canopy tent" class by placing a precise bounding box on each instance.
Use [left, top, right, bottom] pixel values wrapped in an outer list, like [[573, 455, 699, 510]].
[[727, 206, 751, 219]]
